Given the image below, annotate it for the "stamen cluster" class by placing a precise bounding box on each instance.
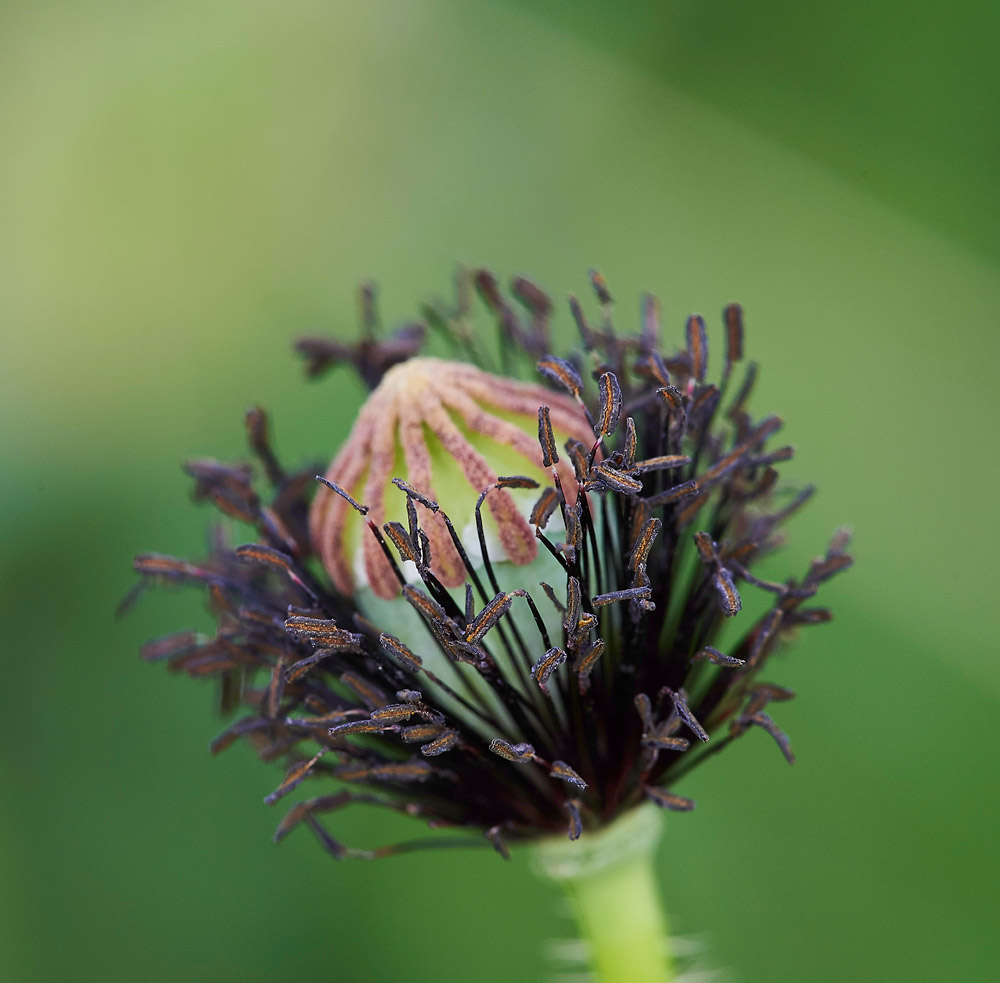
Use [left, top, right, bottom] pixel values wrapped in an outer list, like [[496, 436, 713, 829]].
[[129, 270, 851, 860]]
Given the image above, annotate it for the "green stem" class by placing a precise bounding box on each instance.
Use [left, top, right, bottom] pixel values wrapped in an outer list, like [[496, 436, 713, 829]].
[[531, 804, 674, 983]]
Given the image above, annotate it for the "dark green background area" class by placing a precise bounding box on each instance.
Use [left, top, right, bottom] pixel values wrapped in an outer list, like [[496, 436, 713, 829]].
[[515, 0, 1000, 265], [1, 2, 997, 981]]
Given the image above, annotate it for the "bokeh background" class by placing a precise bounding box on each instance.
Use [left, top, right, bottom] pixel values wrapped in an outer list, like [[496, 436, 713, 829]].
[[2, 2, 998, 981]]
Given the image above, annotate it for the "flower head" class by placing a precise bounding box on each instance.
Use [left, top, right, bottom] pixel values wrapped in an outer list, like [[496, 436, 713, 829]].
[[130, 269, 851, 860]]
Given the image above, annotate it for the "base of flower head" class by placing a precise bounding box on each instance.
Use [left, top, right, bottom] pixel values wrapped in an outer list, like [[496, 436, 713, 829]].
[[531, 801, 663, 881]]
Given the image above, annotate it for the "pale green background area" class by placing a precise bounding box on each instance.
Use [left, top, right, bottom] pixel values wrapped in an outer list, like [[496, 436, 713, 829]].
[[1, 2, 997, 981]]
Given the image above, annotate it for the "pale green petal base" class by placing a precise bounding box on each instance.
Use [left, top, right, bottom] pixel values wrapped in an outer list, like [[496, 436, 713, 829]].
[[531, 804, 673, 983]]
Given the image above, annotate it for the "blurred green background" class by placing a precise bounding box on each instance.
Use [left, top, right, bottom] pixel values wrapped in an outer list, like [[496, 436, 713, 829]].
[[2, 2, 998, 981]]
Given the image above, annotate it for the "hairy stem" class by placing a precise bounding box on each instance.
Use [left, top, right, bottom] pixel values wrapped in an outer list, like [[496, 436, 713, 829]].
[[532, 804, 674, 982]]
